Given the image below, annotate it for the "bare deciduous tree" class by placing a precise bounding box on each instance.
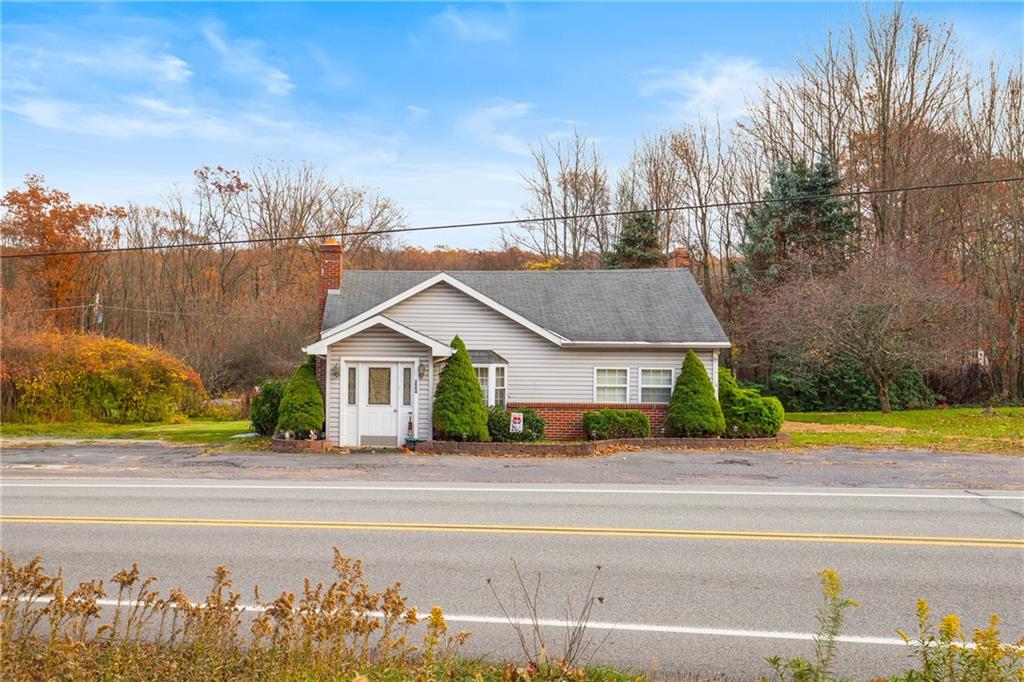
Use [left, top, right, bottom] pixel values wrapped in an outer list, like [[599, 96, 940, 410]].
[[507, 130, 612, 266]]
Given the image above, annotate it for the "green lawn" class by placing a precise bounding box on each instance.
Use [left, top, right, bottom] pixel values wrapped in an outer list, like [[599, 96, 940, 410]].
[[784, 406, 1024, 454], [0, 419, 256, 446]]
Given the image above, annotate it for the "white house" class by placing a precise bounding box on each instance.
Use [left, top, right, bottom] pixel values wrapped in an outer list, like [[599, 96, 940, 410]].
[[304, 240, 730, 445]]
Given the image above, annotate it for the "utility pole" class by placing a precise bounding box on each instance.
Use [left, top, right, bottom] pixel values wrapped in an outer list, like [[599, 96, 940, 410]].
[[91, 292, 103, 333]]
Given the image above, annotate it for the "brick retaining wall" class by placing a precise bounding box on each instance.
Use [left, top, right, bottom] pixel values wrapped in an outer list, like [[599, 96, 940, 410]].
[[271, 437, 333, 453], [416, 433, 790, 457], [508, 402, 668, 440]]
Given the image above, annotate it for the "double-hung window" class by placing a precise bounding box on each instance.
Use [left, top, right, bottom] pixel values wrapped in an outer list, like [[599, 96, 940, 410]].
[[474, 366, 490, 400], [473, 364, 508, 406], [493, 366, 506, 406], [640, 368, 674, 403], [595, 368, 628, 403]]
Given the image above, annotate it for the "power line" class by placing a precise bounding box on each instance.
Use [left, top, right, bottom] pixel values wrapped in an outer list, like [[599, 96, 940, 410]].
[[1, 176, 1019, 260], [2, 303, 265, 319]]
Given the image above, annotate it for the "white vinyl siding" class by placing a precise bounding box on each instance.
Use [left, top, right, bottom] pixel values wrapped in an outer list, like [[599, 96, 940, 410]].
[[595, 368, 629, 403], [384, 282, 718, 406], [325, 325, 431, 445]]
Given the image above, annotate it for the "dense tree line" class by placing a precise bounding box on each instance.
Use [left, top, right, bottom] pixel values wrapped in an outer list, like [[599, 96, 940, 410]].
[[509, 5, 1022, 405], [2, 4, 1021, 404]]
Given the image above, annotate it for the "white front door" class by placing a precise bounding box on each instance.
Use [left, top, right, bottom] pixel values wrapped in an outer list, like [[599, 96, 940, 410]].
[[359, 364, 398, 445]]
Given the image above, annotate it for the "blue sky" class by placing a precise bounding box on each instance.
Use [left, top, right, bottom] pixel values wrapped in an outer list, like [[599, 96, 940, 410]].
[[3, 1, 1021, 248]]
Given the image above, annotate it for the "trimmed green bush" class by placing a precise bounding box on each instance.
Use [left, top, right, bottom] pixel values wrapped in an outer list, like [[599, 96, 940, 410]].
[[664, 350, 725, 437], [487, 405, 545, 442], [719, 368, 784, 437], [582, 409, 651, 440], [250, 379, 285, 436], [432, 336, 489, 441], [275, 359, 324, 437]]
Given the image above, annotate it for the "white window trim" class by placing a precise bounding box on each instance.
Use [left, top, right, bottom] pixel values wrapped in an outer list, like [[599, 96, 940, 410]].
[[472, 363, 508, 407], [639, 367, 676, 404], [593, 367, 630, 404], [493, 365, 507, 407]]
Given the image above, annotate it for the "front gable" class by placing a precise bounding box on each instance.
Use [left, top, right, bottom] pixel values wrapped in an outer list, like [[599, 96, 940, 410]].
[[318, 273, 567, 347]]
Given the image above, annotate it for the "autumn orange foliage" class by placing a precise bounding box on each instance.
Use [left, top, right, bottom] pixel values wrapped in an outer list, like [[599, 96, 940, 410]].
[[1, 330, 206, 423], [2, 175, 123, 328]]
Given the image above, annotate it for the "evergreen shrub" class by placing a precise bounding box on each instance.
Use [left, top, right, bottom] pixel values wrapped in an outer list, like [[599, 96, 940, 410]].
[[432, 336, 489, 441], [582, 409, 651, 440], [276, 358, 324, 437], [664, 350, 725, 437], [487, 405, 545, 442], [251, 379, 285, 436], [719, 368, 784, 437]]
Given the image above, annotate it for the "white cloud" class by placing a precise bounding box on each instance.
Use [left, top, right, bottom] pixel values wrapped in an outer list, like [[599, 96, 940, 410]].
[[640, 56, 771, 122], [4, 96, 239, 140], [157, 54, 193, 83], [202, 23, 294, 96], [3, 40, 192, 86], [460, 100, 533, 155], [406, 105, 429, 122], [430, 6, 514, 42]]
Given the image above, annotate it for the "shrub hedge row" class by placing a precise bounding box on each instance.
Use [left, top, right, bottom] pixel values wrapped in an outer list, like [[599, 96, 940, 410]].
[[719, 368, 784, 437], [582, 408, 651, 439], [0, 331, 206, 423]]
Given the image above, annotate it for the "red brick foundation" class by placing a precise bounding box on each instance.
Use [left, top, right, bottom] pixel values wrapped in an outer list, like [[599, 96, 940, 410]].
[[507, 402, 668, 440]]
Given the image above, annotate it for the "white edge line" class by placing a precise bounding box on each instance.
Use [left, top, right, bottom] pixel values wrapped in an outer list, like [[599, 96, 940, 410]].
[[1, 482, 1022, 500], [21, 597, 924, 648]]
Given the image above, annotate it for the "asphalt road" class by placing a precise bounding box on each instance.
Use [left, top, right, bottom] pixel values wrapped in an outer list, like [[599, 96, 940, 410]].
[[3, 440, 1023, 488], [2, 479, 1022, 679]]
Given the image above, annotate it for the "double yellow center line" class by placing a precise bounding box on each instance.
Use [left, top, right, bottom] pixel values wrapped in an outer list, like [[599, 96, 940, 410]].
[[2, 515, 1021, 549]]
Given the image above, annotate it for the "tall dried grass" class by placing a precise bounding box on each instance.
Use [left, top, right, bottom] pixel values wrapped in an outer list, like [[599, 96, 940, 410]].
[[0, 549, 467, 681]]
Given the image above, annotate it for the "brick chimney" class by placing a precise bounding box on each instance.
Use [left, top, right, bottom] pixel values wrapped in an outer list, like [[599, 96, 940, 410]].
[[668, 246, 690, 269], [318, 238, 343, 317]]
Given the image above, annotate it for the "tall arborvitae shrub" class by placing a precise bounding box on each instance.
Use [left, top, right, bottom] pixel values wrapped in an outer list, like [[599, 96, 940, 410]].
[[275, 358, 324, 437], [718, 368, 784, 437], [664, 350, 725, 437], [432, 336, 489, 441]]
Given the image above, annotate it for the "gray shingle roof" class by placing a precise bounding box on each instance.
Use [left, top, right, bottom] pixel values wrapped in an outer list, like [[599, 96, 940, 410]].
[[322, 269, 729, 344], [467, 350, 508, 364]]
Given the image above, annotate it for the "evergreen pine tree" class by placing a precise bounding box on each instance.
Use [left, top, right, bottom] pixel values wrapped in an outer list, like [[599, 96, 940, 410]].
[[432, 335, 489, 441], [738, 154, 858, 289], [605, 211, 667, 269]]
